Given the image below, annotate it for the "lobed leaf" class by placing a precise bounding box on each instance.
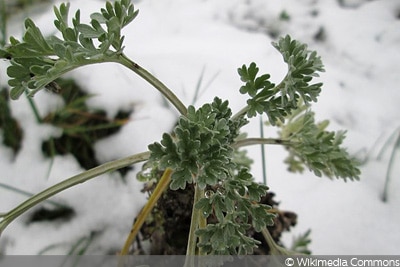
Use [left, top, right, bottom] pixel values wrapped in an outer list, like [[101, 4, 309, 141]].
[[2, 0, 138, 99], [279, 107, 361, 180], [76, 24, 103, 38], [238, 35, 324, 125], [148, 97, 243, 190]]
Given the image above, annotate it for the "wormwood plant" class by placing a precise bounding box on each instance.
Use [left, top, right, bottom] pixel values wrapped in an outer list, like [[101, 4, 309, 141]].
[[0, 0, 360, 258]]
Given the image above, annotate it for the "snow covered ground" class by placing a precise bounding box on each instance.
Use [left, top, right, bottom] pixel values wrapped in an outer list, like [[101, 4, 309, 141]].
[[1, 0, 399, 255]]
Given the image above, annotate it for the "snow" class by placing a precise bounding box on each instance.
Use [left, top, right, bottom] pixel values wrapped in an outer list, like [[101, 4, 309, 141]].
[[1, 0, 399, 255]]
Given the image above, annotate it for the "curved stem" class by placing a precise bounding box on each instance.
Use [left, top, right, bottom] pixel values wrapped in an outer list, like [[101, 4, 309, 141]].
[[382, 130, 400, 202], [119, 168, 173, 256], [117, 53, 187, 116], [0, 151, 150, 236], [0, 182, 65, 208], [261, 228, 295, 255]]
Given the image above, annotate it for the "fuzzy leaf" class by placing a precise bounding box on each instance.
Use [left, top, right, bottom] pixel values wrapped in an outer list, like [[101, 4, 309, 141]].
[[195, 198, 213, 218], [238, 35, 324, 125], [2, 0, 138, 99], [279, 107, 361, 180], [76, 24, 103, 38], [170, 169, 192, 190]]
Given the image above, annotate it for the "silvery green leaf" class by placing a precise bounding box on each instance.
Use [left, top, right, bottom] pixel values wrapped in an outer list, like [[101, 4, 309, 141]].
[[90, 13, 107, 24], [76, 24, 103, 38]]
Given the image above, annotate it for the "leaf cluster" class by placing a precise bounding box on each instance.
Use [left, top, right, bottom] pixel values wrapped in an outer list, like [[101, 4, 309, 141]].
[[148, 97, 248, 190], [278, 105, 360, 180], [0, 0, 138, 99], [148, 97, 275, 254], [238, 35, 324, 125], [195, 169, 275, 255]]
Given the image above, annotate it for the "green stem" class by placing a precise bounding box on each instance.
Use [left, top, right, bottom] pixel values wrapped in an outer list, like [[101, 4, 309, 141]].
[[261, 228, 294, 255], [231, 84, 282, 121], [25, 91, 43, 123], [232, 137, 293, 149], [377, 127, 400, 160], [232, 106, 249, 121], [28, 60, 102, 98], [117, 54, 187, 116], [62, 121, 126, 135], [0, 151, 150, 236], [260, 116, 267, 185], [0, 0, 6, 47], [22, 53, 187, 116], [0, 182, 65, 208], [184, 184, 204, 267], [382, 131, 400, 202]]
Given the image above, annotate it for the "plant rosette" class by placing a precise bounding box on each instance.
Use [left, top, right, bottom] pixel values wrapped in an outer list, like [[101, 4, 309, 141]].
[[0, 0, 360, 256]]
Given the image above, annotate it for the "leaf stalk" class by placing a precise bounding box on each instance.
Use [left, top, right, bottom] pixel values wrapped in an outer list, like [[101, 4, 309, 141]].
[[233, 137, 293, 149], [118, 54, 187, 116], [0, 151, 150, 236]]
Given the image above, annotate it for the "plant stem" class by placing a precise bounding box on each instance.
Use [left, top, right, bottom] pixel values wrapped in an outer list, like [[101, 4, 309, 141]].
[[184, 184, 204, 267], [0, 0, 6, 47], [260, 116, 267, 185], [25, 91, 43, 123], [119, 168, 173, 256], [0, 182, 65, 208], [232, 137, 293, 149], [232, 106, 249, 121], [118, 54, 187, 116], [261, 228, 294, 255], [377, 128, 399, 160], [382, 130, 400, 202], [0, 151, 150, 236]]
